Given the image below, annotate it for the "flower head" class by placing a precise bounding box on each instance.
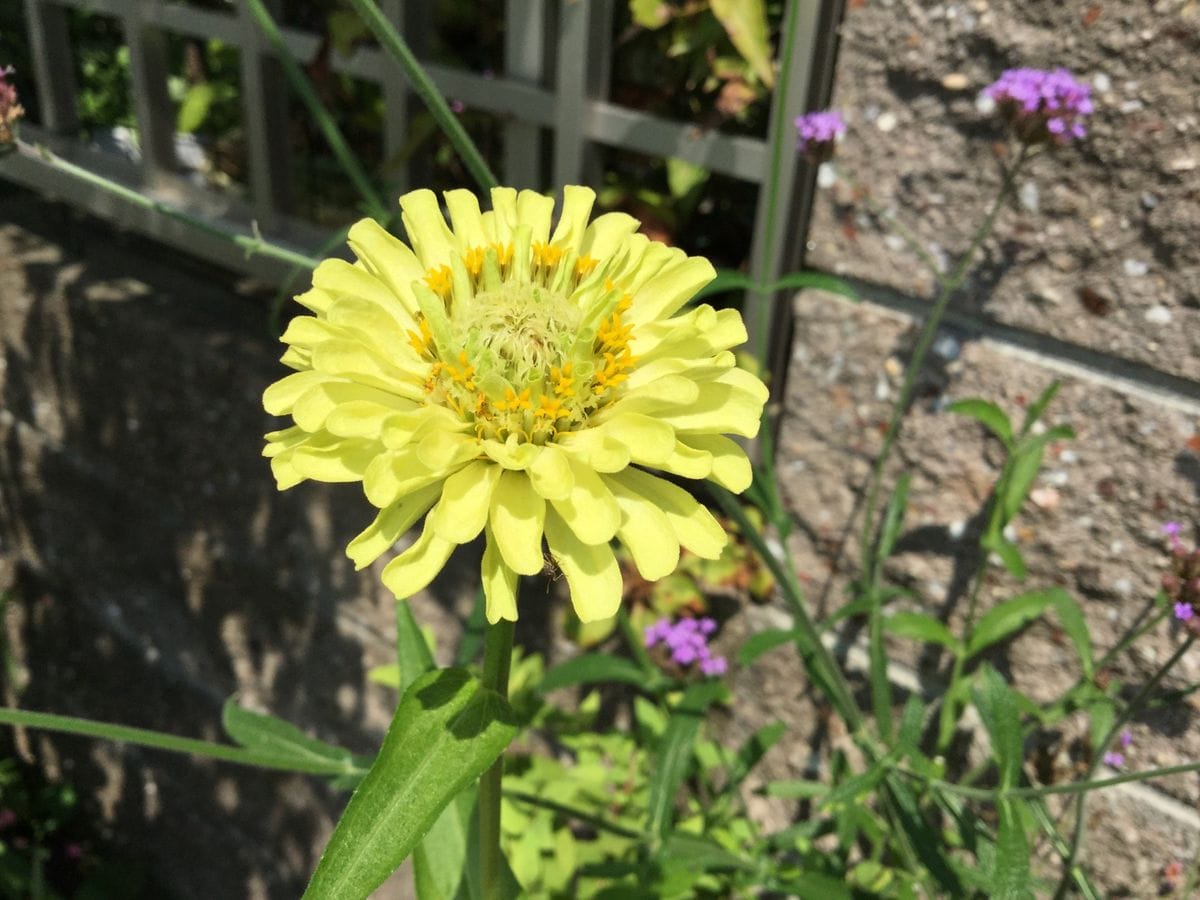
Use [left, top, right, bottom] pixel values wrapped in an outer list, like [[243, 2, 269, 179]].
[[979, 67, 1094, 144], [0, 66, 25, 150], [794, 109, 845, 162], [264, 187, 767, 624], [1101, 750, 1124, 767], [644, 616, 726, 677], [982, 67, 1093, 145], [1163, 520, 1183, 551]]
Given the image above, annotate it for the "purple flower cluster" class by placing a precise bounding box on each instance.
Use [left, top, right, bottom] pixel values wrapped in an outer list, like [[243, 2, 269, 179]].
[[645, 617, 727, 676], [1102, 730, 1133, 768], [982, 67, 1093, 144], [794, 110, 845, 162], [1165, 522, 1200, 626], [0, 65, 24, 148]]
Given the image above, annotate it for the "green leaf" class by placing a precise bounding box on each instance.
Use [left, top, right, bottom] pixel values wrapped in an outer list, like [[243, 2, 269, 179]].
[[1002, 426, 1075, 521], [694, 268, 856, 302], [876, 473, 911, 562], [738, 627, 796, 665], [983, 530, 1027, 580], [1019, 380, 1061, 437], [396, 601, 436, 693], [967, 588, 1068, 658], [948, 398, 1015, 449], [629, 0, 668, 29], [885, 611, 964, 655], [303, 668, 517, 900], [222, 700, 358, 772], [710, 0, 775, 86], [972, 666, 1023, 790], [413, 791, 468, 900], [897, 694, 927, 750], [726, 721, 785, 789], [455, 589, 488, 667], [1050, 591, 1093, 678], [666, 157, 709, 199], [1087, 700, 1115, 752], [772, 872, 853, 899], [176, 82, 215, 133], [660, 833, 749, 872], [992, 800, 1032, 899], [540, 653, 659, 692], [646, 681, 724, 838]]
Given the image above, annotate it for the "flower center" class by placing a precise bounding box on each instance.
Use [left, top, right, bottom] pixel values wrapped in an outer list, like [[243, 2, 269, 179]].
[[407, 241, 636, 445]]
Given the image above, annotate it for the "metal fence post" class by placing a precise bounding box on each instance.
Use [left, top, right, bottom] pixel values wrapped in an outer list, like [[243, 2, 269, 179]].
[[552, 0, 591, 189], [123, 6, 178, 184], [238, 0, 293, 226]]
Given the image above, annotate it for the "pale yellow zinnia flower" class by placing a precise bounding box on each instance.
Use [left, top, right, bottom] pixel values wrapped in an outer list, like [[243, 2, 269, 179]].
[[263, 186, 767, 624]]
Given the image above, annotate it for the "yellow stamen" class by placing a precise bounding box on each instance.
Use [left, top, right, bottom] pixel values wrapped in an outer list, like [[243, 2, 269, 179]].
[[576, 255, 598, 278], [424, 265, 453, 298], [490, 241, 513, 268], [463, 246, 486, 278]]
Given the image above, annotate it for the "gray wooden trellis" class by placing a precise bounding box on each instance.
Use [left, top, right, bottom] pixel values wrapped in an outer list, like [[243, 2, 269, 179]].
[[6, 0, 841, 377]]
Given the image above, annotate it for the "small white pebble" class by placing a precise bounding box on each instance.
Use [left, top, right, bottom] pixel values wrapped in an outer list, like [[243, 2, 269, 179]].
[[1002, 524, 1018, 542], [1093, 73, 1112, 93], [876, 111, 898, 132], [816, 161, 838, 189], [1030, 421, 1047, 436], [1141, 192, 1160, 210], [1144, 304, 1173, 325], [976, 92, 996, 114], [1110, 540, 1125, 555], [948, 519, 967, 539], [932, 334, 961, 361], [1059, 450, 1079, 464], [1123, 258, 1149, 277], [1019, 181, 1040, 212], [884, 234, 907, 252], [1045, 470, 1069, 487], [1113, 578, 1133, 599]]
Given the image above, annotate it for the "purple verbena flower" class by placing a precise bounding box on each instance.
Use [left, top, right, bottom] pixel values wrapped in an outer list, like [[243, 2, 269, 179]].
[[1102, 750, 1125, 767], [0, 65, 24, 148], [794, 109, 845, 162], [982, 68, 1093, 145], [1174, 602, 1194, 622], [1119, 729, 1133, 749], [643, 616, 727, 678], [1163, 521, 1184, 551]]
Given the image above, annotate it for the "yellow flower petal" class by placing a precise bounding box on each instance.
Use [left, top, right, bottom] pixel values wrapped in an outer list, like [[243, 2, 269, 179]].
[[399, 188, 456, 268], [381, 516, 457, 599], [444, 189, 487, 250], [312, 258, 400, 311], [515, 189, 554, 245], [489, 470, 546, 576], [346, 218, 423, 314], [528, 443, 574, 500], [431, 460, 501, 543], [609, 467, 727, 559], [482, 526, 519, 623], [607, 477, 680, 580], [549, 459, 619, 545], [656, 440, 714, 480], [291, 436, 378, 483], [580, 211, 640, 262], [545, 510, 622, 623], [627, 255, 716, 324], [263, 371, 336, 417], [549, 185, 595, 254], [680, 433, 752, 492], [347, 481, 443, 568]]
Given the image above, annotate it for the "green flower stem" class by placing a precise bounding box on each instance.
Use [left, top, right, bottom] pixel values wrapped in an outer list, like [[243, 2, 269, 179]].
[[0, 706, 366, 777], [1054, 635, 1195, 898], [749, 0, 804, 371], [14, 141, 320, 271], [910, 753, 1200, 803], [857, 144, 1031, 599], [245, 0, 390, 222], [479, 617, 515, 900], [711, 485, 861, 730], [346, 0, 498, 194]]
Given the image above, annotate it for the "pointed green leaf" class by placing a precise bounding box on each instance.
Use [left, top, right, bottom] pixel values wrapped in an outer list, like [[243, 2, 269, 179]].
[[1019, 380, 1061, 437], [726, 721, 785, 789], [413, 791, 468, 900], [738, 627, 796, 665], [540, 653, 660, 692], [885, 611, 963, 655], [303, 668, 518, 900], [973, 666, 1023, 790], [967, 589, 1068, 658], [992, 800, 1032, 899], [710, 0, 775, 86], [396, 600, 436, 693], [646, 680, 724, 837], [222, 699, 358, 773], [1050, 591, 1093, 678], [948, 398, 1015, 449]]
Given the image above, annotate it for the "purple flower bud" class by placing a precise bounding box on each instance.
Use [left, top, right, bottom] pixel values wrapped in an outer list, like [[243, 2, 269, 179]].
[[1174, 602, 1194, 622], [1102, 751, 1125, 767], [700, 656, 728, 676], [1119, 729, 1133, 749], [794, 109, 845, 162]]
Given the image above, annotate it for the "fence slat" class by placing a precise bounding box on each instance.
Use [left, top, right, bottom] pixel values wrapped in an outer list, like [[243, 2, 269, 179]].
[[122, 11, 178, 184], [238, 0, 292, 224], [504, 0, 547, 189], [552, 0, 591, 189], [22, 0, 79, 134]]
